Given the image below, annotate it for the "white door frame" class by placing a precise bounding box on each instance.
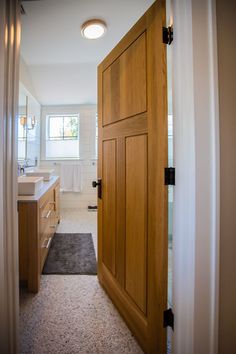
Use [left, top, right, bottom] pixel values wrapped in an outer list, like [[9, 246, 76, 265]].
[[0, 0, 220, 353], [172, 0, 220, 353], [0, 0, 20, 352]]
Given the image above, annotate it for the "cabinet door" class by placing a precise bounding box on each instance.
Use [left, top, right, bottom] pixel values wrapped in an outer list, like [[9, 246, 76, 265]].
[[39, 197, 51, 238], [40, 227, 52, 271]]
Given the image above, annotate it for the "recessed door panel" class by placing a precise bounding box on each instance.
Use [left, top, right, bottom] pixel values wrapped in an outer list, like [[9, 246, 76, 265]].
[[103, 32, 147, 126], [102, 139, 117, 276], [125, 135, 148, 314]]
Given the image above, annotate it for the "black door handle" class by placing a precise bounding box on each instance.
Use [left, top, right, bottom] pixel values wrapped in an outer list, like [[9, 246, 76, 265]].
[[92, 178, 102, 199]]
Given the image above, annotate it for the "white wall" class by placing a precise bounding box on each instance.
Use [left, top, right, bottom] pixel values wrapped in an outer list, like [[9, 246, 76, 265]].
[[28, 63, 97, 106], [40, 104, 97, 209], [19, 56, 38, 100]]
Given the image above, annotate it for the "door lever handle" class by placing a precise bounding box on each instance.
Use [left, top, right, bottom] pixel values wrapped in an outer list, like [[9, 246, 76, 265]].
[[92, 178, 102, 199]]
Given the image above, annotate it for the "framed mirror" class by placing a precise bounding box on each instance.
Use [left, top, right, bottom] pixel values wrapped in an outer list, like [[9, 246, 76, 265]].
[[18, 85, 28, 161], [18, 83, 41, 167]]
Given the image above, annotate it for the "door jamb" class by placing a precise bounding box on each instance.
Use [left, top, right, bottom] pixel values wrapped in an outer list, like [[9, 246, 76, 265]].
[[171, 0, 220, 353], [0, 0, 20, 352]]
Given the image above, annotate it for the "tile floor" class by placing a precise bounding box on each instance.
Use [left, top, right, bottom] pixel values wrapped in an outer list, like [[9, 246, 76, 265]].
[[19, 209, 143, 354]]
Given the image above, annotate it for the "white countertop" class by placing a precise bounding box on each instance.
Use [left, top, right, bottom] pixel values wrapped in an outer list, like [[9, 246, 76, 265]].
[[17, 176, 59, 203]]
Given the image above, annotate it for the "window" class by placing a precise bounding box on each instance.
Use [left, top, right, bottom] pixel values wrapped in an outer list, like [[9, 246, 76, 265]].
[[46, 114, 80, 159], [48, 115, 78, 140]]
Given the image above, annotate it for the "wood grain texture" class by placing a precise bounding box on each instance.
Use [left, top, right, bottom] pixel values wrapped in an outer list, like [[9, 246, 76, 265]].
[[54, 184, 60, 224], [146, 1, 168, 352], [125, 135, 148, 314], [39, 193, 52, 238], [115, 137, 126, 287], [100, 263, 148, 350], [18, 178, 60, 292], [103, 33, 147, 126], [98, 1, 167, 352], [97, 67, 103, 280], [102, 112, 147, 140], [18, 202, 29, 280], [102, 140, 117, 276]]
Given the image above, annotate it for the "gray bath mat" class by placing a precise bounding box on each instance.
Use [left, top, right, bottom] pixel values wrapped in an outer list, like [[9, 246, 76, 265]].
[[42, 233, 97, 275]]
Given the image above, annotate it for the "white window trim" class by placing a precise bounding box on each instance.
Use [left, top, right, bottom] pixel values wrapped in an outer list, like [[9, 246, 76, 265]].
[[46, 114, 79, 141], [41, 105, 97, 161], [44, 112, 80, 160]]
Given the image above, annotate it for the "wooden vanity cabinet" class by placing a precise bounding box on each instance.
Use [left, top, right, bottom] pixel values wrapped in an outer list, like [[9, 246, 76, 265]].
[[18, 177, 60, 293]]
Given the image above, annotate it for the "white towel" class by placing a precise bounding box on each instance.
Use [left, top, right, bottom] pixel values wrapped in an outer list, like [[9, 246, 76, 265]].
[[60, 164, 81, 192]]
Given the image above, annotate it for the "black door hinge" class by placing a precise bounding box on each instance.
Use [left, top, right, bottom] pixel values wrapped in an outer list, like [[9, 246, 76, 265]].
[[19, 1, 26, 15], [163, 308, 174, 330], [163, 26, 173, 45], [165, 167, 175, 186]]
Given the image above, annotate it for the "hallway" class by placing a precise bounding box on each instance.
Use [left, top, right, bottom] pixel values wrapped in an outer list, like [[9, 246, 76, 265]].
[[19, 210, 143, 354]]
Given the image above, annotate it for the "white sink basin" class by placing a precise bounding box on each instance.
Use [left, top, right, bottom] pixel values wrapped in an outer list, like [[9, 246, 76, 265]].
[[18, 176, 44, 196], [25, 169, 54, 181]]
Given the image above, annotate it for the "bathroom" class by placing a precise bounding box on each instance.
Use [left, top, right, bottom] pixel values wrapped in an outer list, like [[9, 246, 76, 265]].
[[18, 79, 98, 292], [17, 1, 157, 352], [18, 74, 98, 214]]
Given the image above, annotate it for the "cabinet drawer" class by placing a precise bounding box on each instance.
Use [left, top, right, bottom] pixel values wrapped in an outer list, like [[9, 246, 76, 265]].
[[40, 216, 54, 242], [40, 233, 53, 271], [39, 196, 54, 234], [54, 183, 60, 223]]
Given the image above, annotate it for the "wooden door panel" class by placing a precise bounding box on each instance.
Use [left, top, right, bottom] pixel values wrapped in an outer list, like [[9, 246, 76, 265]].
[[102, 63, 120, 126], [102, 113, 147, 140], [100, 262, 148, 349], [125, 135, 148, 314], [103, 32, 147, 126], [102, 139, 117, 276], [115, 137, 126, 287], [98, 1, 167, 353]]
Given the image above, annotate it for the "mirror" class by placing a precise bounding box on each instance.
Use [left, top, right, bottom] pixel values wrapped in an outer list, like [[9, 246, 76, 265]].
[[27, 93, 40, 163], [18, 86, 27, 161], [18, 83, 41, 168]]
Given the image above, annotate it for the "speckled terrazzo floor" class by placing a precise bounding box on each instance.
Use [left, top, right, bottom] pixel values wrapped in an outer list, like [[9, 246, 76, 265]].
[[19, 209, 143, 354]]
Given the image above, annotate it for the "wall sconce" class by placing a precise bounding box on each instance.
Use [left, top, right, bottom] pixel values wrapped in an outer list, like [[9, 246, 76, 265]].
[[20, 116, 27, 128], [19, 96, 37, 131], [19, 115, 37, 130], [27, 116, 37, 130]]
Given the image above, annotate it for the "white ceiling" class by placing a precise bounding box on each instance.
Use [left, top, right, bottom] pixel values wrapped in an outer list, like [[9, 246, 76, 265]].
[[21, 0, 155, 105]]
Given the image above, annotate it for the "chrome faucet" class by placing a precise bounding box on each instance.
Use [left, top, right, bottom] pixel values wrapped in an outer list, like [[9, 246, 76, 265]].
[[18, 157, 38, 175], [24, 157, 38, 168]]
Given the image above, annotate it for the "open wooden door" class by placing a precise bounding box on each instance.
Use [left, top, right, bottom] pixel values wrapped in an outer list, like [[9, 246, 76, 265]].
[[97, 1, 168, 352]]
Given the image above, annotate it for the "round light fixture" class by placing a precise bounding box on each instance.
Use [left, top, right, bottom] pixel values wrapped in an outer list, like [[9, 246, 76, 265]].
[[81, 19, 107, 40]]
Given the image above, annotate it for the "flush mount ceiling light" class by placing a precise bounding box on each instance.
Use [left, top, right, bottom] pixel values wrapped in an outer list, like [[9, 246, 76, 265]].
[[81, 19, 107, 40]]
